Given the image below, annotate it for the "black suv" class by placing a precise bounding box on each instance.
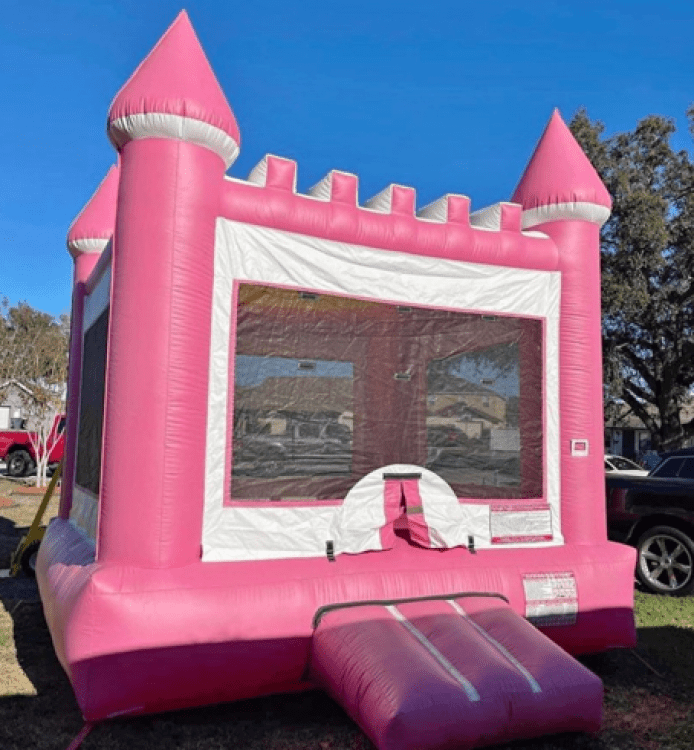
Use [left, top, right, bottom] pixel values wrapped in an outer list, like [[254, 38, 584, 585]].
[[606, 448, 694, 596], [649, 449, 694, 480]]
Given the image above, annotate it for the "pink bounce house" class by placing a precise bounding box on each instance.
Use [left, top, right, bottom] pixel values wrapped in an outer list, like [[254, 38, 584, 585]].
[[39, 12, 637, 749]]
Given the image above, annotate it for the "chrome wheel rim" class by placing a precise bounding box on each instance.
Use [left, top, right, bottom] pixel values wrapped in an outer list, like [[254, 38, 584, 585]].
[[639, 533, 693, 592]]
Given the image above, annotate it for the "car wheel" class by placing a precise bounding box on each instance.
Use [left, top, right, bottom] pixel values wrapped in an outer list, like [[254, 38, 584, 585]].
[[636, 525, 694, 595], [6, 449, 34, 478], [20, 539, 42, 577]]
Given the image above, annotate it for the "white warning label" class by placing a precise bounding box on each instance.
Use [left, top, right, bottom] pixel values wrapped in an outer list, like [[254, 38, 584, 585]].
[[523, 572, 577, 626], [490, 503, 552, 544]]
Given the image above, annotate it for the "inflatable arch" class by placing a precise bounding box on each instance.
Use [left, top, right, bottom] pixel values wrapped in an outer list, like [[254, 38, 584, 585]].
[[39, 11, 636, 747]]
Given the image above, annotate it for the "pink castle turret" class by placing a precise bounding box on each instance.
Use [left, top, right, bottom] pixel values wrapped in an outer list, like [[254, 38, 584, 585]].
[[101, 10, 241, 568], [108, 10, 240, 168], [513, 110, 611, 544], [512, 109, 611, 227], [67, 164, 119, 272], [63, 165, 119, 519]]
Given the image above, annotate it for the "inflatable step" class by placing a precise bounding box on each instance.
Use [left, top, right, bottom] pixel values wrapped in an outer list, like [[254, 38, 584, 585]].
[[310, 594, 602, 750]]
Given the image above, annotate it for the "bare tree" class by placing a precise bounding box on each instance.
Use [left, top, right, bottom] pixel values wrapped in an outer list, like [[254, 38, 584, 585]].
[[0, 298, 69, 486]]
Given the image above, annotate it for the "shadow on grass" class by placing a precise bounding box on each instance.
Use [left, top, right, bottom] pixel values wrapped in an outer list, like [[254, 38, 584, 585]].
[[0, 515, 24, 569], [2, 589, 694, 750]]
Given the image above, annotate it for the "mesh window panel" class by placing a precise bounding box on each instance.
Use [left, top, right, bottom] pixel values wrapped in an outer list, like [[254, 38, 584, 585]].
[[75, 308, 109, 494], [231, 284, 543, 501]]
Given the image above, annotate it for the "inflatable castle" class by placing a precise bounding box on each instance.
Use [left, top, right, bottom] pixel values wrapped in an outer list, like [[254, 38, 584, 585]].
[[38, 11, 637, 749]]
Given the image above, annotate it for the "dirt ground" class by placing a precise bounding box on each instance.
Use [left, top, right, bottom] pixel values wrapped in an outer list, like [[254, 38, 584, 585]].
[[1, 475, 694, 749]]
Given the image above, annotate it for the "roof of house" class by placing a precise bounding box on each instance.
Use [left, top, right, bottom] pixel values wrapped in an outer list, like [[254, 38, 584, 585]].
[[235, 376, 353, 413]]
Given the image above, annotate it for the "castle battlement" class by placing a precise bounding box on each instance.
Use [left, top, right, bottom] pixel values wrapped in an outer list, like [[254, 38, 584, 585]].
[[44, 11, 636, 734]]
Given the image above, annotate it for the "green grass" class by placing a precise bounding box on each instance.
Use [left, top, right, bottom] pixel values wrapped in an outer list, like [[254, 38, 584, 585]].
[[635, 590, 694, 629], [0, 620, 10, 650], [633, 590, 694, 690]]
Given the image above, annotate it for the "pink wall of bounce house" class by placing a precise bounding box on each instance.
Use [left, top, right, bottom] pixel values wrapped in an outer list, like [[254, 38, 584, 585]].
[[39, 11, 637, 748]]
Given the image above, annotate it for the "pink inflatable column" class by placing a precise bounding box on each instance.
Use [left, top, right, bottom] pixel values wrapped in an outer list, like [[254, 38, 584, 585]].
[[99, 11, 240, 567], [513, 111, 611, 544], [62, 166, 119, 520]]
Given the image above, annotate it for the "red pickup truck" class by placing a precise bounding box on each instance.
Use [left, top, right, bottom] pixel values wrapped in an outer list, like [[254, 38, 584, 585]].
[[0, 414, 66, 477]]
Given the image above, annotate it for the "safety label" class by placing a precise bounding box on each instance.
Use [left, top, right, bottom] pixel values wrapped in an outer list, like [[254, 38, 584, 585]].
[[523, 572, 578, 626], [490, 503, 552, 544]]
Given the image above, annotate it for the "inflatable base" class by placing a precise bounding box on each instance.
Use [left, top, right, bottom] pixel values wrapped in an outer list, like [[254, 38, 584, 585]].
[[38, 518, 635, 722], [311, 595, 603, 750]]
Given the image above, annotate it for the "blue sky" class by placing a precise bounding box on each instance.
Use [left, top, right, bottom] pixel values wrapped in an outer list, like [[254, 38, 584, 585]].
[[2, 0, 693, 318]]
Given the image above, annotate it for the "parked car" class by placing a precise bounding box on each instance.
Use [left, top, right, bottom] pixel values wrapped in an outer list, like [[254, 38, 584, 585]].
[[606, 457, 694, 595], [234, 419, 352, 476], [604, 454, 649, 477], [425, 425, 469, 466], [648, 449, 694, 479], [0, 414, 66, 477]]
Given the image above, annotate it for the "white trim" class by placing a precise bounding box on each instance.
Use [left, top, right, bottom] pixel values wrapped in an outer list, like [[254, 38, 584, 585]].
[[362, 184, 394, 213], [448, 600, 542, 693], [386, 605, 480, 701], [83, 263, 111, 331], [468, 202, 550, 238], [362, 184, 415, 214], [306, 170, 358, 203], [521, 202, 610, 229], [417, 194, 468, 223], [306, 172, 332, 201], [69, 486, 98, 542], [331, 465, 492, 554], [109, 113, 240, 168], [246, 155, 270, 186], [246, 154, 298, 191], [72, 272, 110, 546], [470, 202, 518, 231], [203, 220, 562, 561], [68, 237, 109, 256]]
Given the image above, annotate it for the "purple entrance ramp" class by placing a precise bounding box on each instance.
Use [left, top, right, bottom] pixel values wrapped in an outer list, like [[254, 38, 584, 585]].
[[310, 594, 602, 750]]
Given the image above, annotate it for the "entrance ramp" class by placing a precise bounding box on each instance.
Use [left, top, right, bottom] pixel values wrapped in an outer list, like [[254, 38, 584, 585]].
[[310, 595, 602, 750]]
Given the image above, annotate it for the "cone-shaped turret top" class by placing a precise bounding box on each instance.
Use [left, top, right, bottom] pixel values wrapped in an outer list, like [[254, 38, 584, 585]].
[[67, 164, 120, 258], [512, 110, 611, 229], [108, 11, 240, 168]]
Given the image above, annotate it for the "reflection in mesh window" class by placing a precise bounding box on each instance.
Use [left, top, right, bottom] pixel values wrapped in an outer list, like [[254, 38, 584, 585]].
[[230, 283, 543, 501], [427, 343, 524, 491]]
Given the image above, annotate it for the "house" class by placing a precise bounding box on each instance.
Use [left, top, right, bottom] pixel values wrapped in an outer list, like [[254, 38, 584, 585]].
[[234, 375, 354, 435], [0, 380, 34, 429], [604, 400, 694, 459]]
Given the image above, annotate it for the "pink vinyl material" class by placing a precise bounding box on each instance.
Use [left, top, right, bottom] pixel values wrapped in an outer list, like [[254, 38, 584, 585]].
[[401, 478, 432, 548], [219, 162, 560, 270], [99, 137, 221, 568], [66, 165, 119, 258], [311, 596, 602, 750], [511, 110, 611, 213], [108, 12, 239, 155], [546, 219, 607, 544], [37, 11, 637, 741], [38, 516, 635, 720]]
